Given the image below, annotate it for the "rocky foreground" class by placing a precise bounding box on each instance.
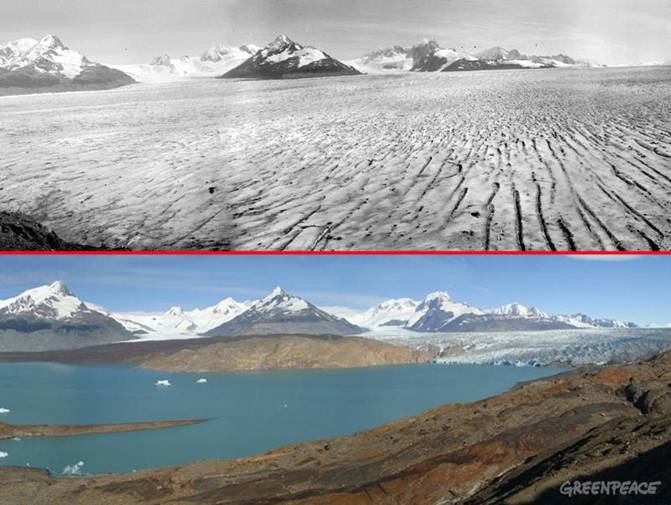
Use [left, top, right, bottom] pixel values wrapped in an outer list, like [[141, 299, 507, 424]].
[[0, 212, 89, 250], [2, 351, 670, 504]]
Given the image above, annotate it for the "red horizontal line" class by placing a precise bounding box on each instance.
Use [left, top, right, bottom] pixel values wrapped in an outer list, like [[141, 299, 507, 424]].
[[0, 250, 665, 256]]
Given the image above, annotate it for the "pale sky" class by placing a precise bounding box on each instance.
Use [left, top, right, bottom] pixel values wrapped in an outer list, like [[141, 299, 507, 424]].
[[1, 0, 669, 65]]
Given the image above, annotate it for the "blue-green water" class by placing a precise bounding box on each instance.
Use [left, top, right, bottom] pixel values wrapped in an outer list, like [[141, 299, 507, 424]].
[[0, 362, 565, 475]]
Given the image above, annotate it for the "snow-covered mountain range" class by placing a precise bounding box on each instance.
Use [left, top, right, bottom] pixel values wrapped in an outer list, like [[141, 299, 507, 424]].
[[204, 287, 364, 336], [0, 282, 134, 352], [0, 35, 134, 93], [106, 297, 251, 338], [113, 44, 260, 82], [222, 35, 361, 79], [335, 293, 635, 333], [348, 40, 591, 73], [0, 283, 648, 355]]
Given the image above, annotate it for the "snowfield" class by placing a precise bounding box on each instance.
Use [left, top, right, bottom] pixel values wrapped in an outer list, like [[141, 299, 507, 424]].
[[365, 327, 671, 367], [1, 67, 670, 250]]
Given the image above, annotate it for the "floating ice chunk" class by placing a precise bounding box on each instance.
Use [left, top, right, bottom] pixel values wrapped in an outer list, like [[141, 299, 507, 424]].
[[12, 437, 20, 441], [196, 378, 207, 384], [0, 407, 10, 414], [0, 452, 7, 458], [62, 461, 84, 475], [155, 380, 171, 387]]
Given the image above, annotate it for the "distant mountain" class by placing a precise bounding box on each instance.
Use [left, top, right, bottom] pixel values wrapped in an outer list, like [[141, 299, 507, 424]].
[[409, 292, 484, 332], [443, 46, 590, 72], [205, 287, 365, 337], [411, 42, 477, 72], [346, 293, 636, 333], [350, 41, 590, 73], [109, 297, 250, 337], [555, 313, 637, 329], [347, 45, 414, 73], [438, 312, 576, 333], [348, 40, 447, 73], [3, 283, 639, 351], [222, 35, 361, 79], [114, 44, 260, 82], [0, 282, 134, 351], [0, 35, 134, 94], [352, 298, 422, 328]]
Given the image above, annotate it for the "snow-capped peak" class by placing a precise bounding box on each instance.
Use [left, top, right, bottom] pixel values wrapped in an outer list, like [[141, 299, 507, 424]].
[[267, 286, 287, 298], [254, 35, 330, 69], [417, 291, 474, 313], [477, 46, 510, 60], [250, 287, 310, 313], [424, 291, 452, 302], [211, 297, 242, 313], [39, 34, 65, 50], [200, 44, 259, 62], [268, 35, 297, 51], [0, 281, 92, 320], [0, 34, 89, 78], [166, 306, 185, 317], [253, 287, 310, 313], [492, 303, 548, 318], [353, 298, 420, 328]]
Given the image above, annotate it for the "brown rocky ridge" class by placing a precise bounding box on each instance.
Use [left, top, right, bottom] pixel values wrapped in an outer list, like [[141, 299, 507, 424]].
[[0, 334, 439, 372], [0, 419, 207, 441], [138, 335, 438, 372]]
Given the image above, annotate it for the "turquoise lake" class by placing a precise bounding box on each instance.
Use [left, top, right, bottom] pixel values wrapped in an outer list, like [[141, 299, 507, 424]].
[[0, 362, 566, 475]]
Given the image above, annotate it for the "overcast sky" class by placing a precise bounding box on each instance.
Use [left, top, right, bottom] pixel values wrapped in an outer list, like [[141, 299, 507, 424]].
[[0, 255, 669, 326], [1, 0, 669, 65]]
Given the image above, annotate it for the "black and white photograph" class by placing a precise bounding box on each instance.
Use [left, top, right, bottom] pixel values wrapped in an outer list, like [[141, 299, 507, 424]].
[[1, 0, 670, 251]]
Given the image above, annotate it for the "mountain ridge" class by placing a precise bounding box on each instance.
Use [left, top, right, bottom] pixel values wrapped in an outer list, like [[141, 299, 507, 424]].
[[0, 34, 134, 94], [0, 283, 643, 353], [222, 35, 361, 79], [0, 281, 135, 351]]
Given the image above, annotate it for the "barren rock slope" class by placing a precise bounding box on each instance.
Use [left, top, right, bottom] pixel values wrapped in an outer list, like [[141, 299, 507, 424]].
[[139, 335, 437, 372]]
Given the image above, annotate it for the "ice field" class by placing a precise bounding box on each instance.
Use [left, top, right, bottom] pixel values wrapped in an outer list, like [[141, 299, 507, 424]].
[[2, 67, 670, 250]]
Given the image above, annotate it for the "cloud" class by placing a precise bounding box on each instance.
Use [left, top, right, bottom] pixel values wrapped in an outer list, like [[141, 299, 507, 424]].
[[566, 255, 641, 262]]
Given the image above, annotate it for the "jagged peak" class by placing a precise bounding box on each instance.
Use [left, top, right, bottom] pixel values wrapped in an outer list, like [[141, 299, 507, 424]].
[[39, 34, 65, 49], [424, 291, 452, 302], [166, 306, 185, 316], [48, 280, 72, 296], [266, 34, 301, 52], [267, 286, 288, 298]]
